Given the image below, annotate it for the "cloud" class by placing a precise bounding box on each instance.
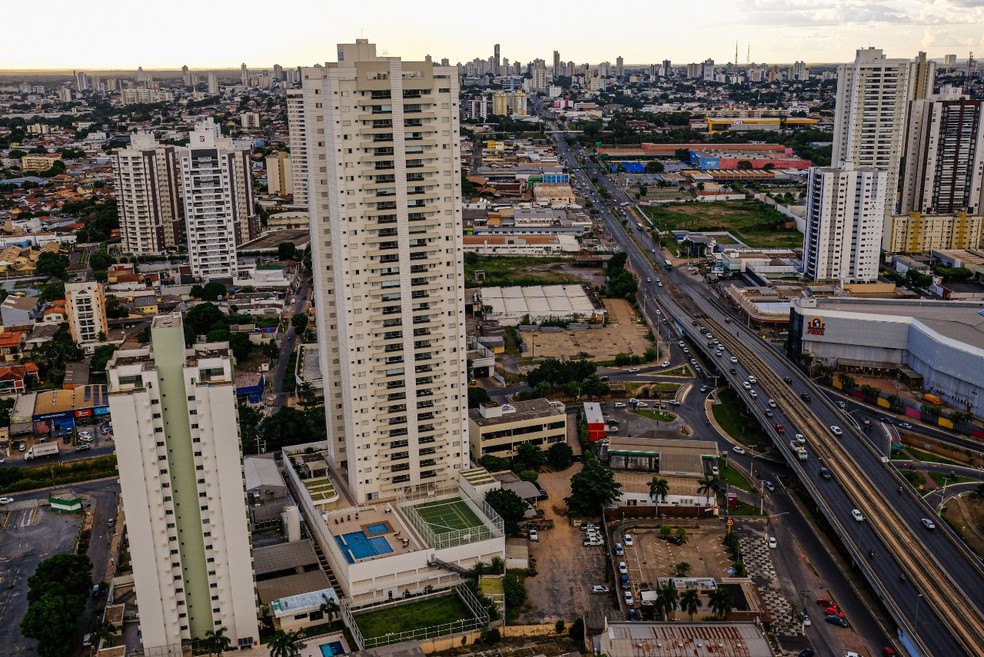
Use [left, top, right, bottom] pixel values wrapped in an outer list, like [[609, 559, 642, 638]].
[[738, 0, 910, 26]]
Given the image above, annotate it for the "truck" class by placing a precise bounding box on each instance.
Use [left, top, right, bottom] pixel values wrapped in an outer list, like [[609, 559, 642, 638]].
[[789, 441, 808, 461], [25, 443, 60, 460]]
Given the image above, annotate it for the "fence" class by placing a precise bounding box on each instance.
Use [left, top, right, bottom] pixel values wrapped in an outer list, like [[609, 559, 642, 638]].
[[343, 583, 490, 650], [397, 484, 504, 550]]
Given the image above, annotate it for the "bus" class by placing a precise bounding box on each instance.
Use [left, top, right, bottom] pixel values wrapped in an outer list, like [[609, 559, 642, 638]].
[[664, 260, 673, 270]]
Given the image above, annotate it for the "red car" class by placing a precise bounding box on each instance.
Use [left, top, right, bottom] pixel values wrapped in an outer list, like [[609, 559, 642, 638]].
[[775, 423, 785, 434], [816, 597, 832, 607]]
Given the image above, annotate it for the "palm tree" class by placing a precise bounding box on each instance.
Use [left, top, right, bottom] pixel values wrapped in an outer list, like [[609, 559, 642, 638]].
[[697, 476, 716, 507], [89, 620, 117, 650], [649, 477, 669, 514], [203, 627, 232, 657], [269, 629, 303, 657], [657, 581, 678, 620], [680, 588, 702, 621], [319, 594, 340, 625], [709, 587, 733, 620], [674, 561, 692, 577]]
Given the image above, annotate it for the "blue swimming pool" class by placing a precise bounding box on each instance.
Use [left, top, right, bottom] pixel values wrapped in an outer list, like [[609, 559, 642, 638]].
[[366, 522, 389, 535], [336, 531, 393, 563], [319, 641, 345, 657]]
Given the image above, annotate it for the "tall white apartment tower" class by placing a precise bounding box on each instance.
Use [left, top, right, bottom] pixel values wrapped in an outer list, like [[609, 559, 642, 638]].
[[832, 48, 935, 247], [108, 314, 257, 655], [65, 280, 109, 347], [178, 119, 257, 281], [900, 87, 984, 215], [285, 89, 310, 206], [296, 40, 469, 504], [113, 132, 185, 254], [803, 165, 888, 283]]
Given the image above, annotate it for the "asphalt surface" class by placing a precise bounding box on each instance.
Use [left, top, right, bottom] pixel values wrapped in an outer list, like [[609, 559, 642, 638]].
[[267, 277, 311, 414], [549, 124, 984, 656]]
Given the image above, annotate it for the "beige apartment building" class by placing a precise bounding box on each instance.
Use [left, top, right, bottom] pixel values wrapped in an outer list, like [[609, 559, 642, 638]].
[[468, 399, 567, 462], [64, 280, 108, 348], [888, 212, 984, 253], [113, 132, 185, 254], [295, 40, 469, 504]]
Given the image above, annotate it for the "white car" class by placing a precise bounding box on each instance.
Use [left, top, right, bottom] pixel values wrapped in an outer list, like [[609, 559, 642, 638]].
[[627, 367, 640, 373], [618, 561, 628, 575], [732, 446, 746, 455], [730, 356, 738, 363], [921, 518, 936, 530], [624, 590, 634, 605], [748, 375, 757, 384], [528, 529, 539, 541], [711, 465, 720, 476], [768, 536, 777, 549], [677, 341, 685, 347], [765, 481, 775, 492], [768, 399, 777, 408], [614, 401, 627, 408], [830, 425, 843, 436], [592, 585, 611, 594], [661, 361, 670, 367], [742, 381, 752, 390], [636, 401, 649, 408], [623, 534, 634, 547], [851, 509, 865, 522], [0, 497, 14, 504]]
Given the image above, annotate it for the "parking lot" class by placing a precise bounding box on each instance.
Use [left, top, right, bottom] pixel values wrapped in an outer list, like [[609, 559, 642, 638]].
[[0, 502, 84, 655], [617, 521, 734, 596]]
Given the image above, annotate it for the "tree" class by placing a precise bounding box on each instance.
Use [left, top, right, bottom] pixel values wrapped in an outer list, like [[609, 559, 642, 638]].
[[291, 313, 309, 333], [229, 332, 254, 361], [657, 581, 678, 620], [89, 620, 117, 649], [485, 488, 527, 535], [649, 477, 669, 510], [503, 572, 527, 609], [318, 594, 340, 624], [546, 442, 574, 470], [708, 586, 733, 620], [837, 373, 855, 390], [680, 588, 702, 621], [89, 344, 118, 373], [467, 386, 491, 409], [736, 160, 753, 170], [513, 441, 545, 472], [697, 476, 716, 507], [644, 160, 664, 174], [21, 554, 93, 657], [674, 561, 692, 577], [238, 402, 264, 453], [202, 281, 227, 301], [278, 241, 297, 261], [35, 251, 70, 281], [204, 627, 232, 657], [479, 454, 510, 471], [565, 455, 622, 517], [268, 629, 303, 657], [89, 249, 113, 272], [184, 303, 226, 341]]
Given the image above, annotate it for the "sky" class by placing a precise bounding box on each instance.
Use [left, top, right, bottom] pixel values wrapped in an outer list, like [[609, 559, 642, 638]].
[[9, 0, 984, 70]]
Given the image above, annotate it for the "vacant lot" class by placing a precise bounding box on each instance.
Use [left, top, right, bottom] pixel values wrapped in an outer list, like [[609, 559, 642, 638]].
[[641, 200, 802, 248], [521, 299, 651, 362], [620, 522, 733, 591], [465, 256, 582, 288]]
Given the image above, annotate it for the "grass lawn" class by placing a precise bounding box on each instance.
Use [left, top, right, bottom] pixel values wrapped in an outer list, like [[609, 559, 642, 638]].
[[413, 498, 484, 535], [719, 461, 753, 493], [640, 200, 802, 248], [726, 499, 763, 516], [900, 469, 927, 490], [635, 409, 676, 422], [711, 389, 770, 451], [661, 366, 692, 377], [464, 255, 579, 287], [905, 446, 963, 466], [927, 471, 973, 487], [355, 594, 474, 640]]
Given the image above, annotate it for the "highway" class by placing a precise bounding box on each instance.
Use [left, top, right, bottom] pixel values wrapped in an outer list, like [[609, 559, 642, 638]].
[[550, 128, 984, 656]]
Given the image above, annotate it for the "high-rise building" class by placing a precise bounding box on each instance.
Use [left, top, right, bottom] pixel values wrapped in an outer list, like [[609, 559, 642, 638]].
[[285, 88, 309, 206], [553, 50, 561, 75], [136, 66, 153, 85], [273, 63, 284, 81], [832, 48, 935, 248], [240, 112, 260, 129], [65, 280, 108, 347], [491, 90, 509, 116], [792, 61, 808, 81], [113, 132, 184, 255], [662, 60, 672, 77], [295, 39, 469, 504], [207, 73, 219, 95], [178, 119, 256, 281], [511, 90, 528, 116], [181, 65, 191, 87], [108, 314, 258, 655], [702, 59, 715, 81], [75, 71, 89, 92], [240, 62, 248, 87], [945, 54, 957, 67], [803, 165, 887, 283], [615, 56, 624, 79], [900, 87, 984, 215], [530, 59, 549, 91], [493, 44, 501, 75], [266, 152, 293, 196]]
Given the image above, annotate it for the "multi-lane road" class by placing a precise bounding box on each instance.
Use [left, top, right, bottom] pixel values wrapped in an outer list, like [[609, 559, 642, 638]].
[[549, 125, 984, 656]]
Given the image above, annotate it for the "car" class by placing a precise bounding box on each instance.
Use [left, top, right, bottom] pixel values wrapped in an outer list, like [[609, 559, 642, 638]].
[[825, 615, 849, 628], [715, 350, 723, 357], [730, 356, 738, 363], [592, 585, 611, 594], [764, 409, 774, 417], [799, 613, 812, 628], [646, 277, 651, 283], [690, 358, 698, 365], [598, 375, 610, 382], [636, 401, 649, 407], [729, 367, 737, 374], [614, 543, 625, 556], [692, 320, 699, 326], [794, 433, 805, 443], [660, 361, 670, 367], [768, 536, 777, 549], [783, 376, 793, 384], [800, 392, 812, 401], [829, 425, 843, 436], [618, 561, 628, 575], [581, 523, 598, 531], [74, 444, 91, 452], [583, 538, 603, 546], [627, 367, 640, 373], [732, 446, 746, 455], [747, 375, 757, 384], [742, 381, 752, 390], [819, 467, 832, 480], [0, 497, 14, 504], [815, 597, 832, 607], [768, 399, 777, 408], [614, 401, 627, 408], [835, 400, 846, 409], [682, 347, 690, 354], [668, 399, 681, 406], [80, 436, 94, 443], [879, 416, 894, 424], [624, 590, 634, 605], [710, 465, 720, 476], [528, 529, 539, 541], [775, 423, 785, 434], [699, 385, 709, 393], [765, 481, 775, 492], [677, 341, 685, 347], [749, 390, 758, 399], [83, 633, 93, 647], [623, 534, 634, 547], [851, 509, 865, 522], [921, 518, 936, 530], [725, 317, 732, 323], [898, 422, 913, 429], [607, 424, 619, 433]]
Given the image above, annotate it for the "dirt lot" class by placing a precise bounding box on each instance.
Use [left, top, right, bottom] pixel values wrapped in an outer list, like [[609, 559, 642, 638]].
[[520, 299, 652, 362], [943, 493, 984, 558], [521, 467, 616, 623]]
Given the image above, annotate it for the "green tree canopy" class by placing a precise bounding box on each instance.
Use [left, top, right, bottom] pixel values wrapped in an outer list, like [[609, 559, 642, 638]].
[[565, 455, 622, 516], [546, 442, 574, 470], [467, 386, 491, 409], [290, 313, 309, 333], [513, 441, 545, 472], [35, 251, 70, 281], [21, 554, 93, 657], [485, 487, 528, 535], [277, 242, 297, 261]]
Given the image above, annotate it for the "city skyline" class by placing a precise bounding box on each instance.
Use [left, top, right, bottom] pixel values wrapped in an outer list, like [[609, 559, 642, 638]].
[[8, 0, 984, 70]]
